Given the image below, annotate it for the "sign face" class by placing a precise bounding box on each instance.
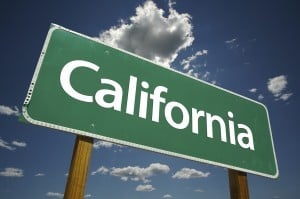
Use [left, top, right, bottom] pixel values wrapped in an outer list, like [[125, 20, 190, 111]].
[[22, 24, 278, 178]]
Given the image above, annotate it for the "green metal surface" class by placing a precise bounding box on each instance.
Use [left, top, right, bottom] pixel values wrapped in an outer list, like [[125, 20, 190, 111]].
[[22, 24, 278, 178]]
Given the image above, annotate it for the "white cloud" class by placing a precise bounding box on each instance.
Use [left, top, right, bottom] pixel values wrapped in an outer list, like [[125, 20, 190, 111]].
[[267, 75, 292, 101], [99, 0, 194, 67], [225, 38, 237, 44], [181, 50, 208, 70], [93, 140, 114, 149], [136, 184, 155, 192], [249, 88, 257, 93], [0, 138, 16, 151], [35, 173, 45, 177], [0, 105, 20, 116], [172, 168, 210, 179], [93, 140, 124, 150], [194, 189, 204, 192], [0, 138, 27, 151], [279, 93, 293, 101], [0, 167, 24, 177], [84, 194, 92, 198], [110, 163, 170, 183], [258, 94, 264, 101], [91, 166, 109, 176], [163, 194, 173, 198], [267, 75, 288, 96], [225, 38, 238, 49], [46, 192, 64, 198], [225, 38, 239, 49], [12, 141, 27, 148]]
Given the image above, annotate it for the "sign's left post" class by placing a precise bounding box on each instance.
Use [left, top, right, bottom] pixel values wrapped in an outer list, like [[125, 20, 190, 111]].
[[64, 136, 93, 199]]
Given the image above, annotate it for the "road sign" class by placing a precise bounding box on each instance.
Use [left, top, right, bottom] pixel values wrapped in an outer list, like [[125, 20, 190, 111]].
[[22, 24, 278, 178]]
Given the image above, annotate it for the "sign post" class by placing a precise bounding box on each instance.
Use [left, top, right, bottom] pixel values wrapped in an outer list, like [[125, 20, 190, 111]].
[[228, 169, 250, 199], [64, 136, 93, 199]]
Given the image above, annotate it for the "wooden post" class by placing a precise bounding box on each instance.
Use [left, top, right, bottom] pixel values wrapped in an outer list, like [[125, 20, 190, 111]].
[[228, 169, 250, 199], [64, 135, 93, 199]]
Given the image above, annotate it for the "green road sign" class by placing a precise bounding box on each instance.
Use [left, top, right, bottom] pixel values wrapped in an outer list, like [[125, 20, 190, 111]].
[[22, 24, 278, 178]]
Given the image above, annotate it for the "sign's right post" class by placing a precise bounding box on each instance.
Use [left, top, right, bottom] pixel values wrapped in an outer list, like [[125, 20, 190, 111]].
[[228, 169, 250, 199]]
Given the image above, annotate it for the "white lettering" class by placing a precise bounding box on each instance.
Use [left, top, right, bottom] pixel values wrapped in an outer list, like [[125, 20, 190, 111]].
[[206, 113, 227, 142], [228, 111, 236, 145], [139, 81, 149, 119], [191, 108, 205, 134], [126, 76, 137, 115], [165, 101, 189, 129], [95, 79, 123, 111], [60, 60, 99, 102], [237, 124, 255, 150], [60, 60, 255, 151], [150, 86, 168, 122]]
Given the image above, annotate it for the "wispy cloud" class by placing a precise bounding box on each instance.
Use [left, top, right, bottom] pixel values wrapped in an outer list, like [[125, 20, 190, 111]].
[[248, 88, 257, 93], [267, 75, 293, 101], [162, 194, 173, 198], [12, 141, 27, 147], [0, 138, 27, 151], [0, 167, 24, 177], [136, 184, 155, 192], [0, 105, 20, 116], [172, 168, 210, 179], [225, 38, 237, 44], [248, 88, 264, 101], [181, 50, 208, 70], [258, 94, 264, 101], [99, 0, 194, 66], [46, 192, 64, 198], [0, 138, 16, 151], [35, 173, 45, 177], [92, 163, 170, 183], [225, 38, 239, 49]]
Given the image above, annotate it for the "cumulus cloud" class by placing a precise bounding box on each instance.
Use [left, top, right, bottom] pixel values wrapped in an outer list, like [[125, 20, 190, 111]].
[[136, 184, 156, 192], [267, 75, 287, 96], [99, 0, 194, 67], [91, 166, 109, 176], [0, 105, 20, 116], [46, 192, 64, 198], [267, 75, 292, 101], [93, 140, 115, 149], [172, 168, 210, 179], [0, 167, 24, 177], [93, 163, 170, 183]]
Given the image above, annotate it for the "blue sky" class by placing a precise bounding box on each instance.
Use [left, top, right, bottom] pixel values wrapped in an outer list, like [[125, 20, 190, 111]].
[[0, 0, 299, 198]]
